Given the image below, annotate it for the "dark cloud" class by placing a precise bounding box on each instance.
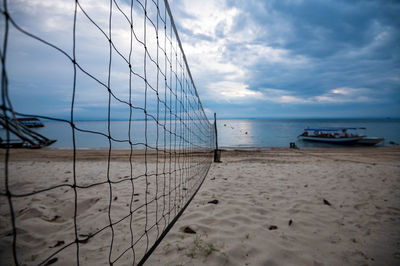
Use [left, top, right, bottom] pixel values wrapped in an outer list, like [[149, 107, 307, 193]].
[[230, 0, 400, 57], [220, 0, 400, 107]]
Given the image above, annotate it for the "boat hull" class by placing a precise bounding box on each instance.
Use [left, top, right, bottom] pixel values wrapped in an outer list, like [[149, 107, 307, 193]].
[[357, 137, 384, 146], [298, 135, 361, 145]]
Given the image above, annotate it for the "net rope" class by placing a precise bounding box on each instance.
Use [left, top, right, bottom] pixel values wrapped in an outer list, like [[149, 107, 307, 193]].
[[0, 0, 214, 265]]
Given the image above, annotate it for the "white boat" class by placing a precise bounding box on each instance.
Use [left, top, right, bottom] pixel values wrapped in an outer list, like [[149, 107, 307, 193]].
[[298, 135, 361, 144], [298, 127, 383, 146], [298, 128, 361, 145]]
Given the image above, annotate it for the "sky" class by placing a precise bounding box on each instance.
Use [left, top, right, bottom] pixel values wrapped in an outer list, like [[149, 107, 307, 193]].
[[169, 0, 400, 118], [2, 0, 400, 120]]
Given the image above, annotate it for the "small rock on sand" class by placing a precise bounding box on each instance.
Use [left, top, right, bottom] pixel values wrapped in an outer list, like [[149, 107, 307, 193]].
[[183, 226, 196, 234], [269, 225, 278, 230], [323, 198, 332, 206], [208, 199, 219, 204]]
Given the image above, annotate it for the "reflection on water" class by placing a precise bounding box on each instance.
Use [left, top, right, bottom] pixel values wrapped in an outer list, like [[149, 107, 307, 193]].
[[219, 120, 255, 148]]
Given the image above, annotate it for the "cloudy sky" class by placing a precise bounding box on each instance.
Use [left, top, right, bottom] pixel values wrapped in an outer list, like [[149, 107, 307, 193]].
[[3, 0, 400, 120], [168, 0, 400, 118]]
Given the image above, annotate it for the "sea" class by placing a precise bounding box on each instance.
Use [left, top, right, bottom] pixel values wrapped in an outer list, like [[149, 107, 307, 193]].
[[2, 118, 399, 149], [217, 118, 400, 149]]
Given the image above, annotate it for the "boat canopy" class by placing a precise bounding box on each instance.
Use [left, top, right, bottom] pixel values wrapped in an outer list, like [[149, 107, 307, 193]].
[[304, 127, 366, 131]]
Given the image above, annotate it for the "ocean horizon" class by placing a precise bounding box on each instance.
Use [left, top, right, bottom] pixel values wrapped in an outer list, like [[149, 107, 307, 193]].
[[3, 117, 398, 149]]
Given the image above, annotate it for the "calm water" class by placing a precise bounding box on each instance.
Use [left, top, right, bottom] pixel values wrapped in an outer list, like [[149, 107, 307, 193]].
[[2, 118, 399, 149], [217, 118, 400, 148]]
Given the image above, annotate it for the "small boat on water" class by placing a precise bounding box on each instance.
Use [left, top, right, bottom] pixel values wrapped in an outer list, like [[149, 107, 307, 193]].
[[0, 115, 55, 148], [13, 117, 44, 127], [298, 127, 384, 146]]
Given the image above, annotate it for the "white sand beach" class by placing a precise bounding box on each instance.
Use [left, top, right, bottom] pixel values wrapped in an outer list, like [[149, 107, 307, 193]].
[[1, 148, 400, 265], [147, 148, 400, 266]]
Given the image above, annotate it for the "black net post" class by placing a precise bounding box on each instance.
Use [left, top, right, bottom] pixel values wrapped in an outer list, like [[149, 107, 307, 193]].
[[213, 113, 221, 163]]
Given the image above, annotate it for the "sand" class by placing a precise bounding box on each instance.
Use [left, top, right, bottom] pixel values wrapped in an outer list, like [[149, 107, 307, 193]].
[[1, 147, 400, 265]]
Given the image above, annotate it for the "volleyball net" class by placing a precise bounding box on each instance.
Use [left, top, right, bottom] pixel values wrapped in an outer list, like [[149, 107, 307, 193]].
[[0, 0, 215, 265]]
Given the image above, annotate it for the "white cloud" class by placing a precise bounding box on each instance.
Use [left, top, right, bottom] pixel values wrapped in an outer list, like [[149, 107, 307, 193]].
[[178, 0, 239, 38], [183, 39, 246, 82], [315, 87, 378, 103], [232, 44, 309, 67], [208, 81, 263, 101], [203, 108, 214, 119], [261, 88, 311, 104], [259, 87, 379, 104], [173, 0, 310, 106]]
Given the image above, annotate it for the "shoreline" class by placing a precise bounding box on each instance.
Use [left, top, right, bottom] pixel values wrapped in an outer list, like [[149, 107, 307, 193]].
[[1, 146, 399, 161]]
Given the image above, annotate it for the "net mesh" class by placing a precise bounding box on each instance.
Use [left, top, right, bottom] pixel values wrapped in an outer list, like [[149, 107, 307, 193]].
[[0, 0, 214, 265]]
